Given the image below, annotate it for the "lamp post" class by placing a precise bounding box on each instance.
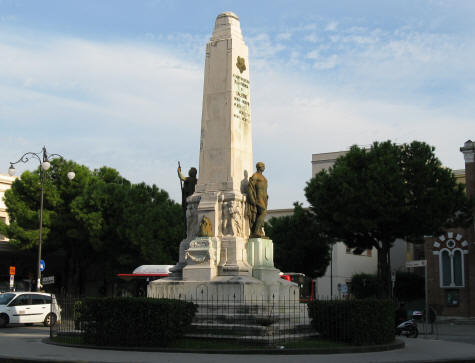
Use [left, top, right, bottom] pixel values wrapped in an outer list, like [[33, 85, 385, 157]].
[[8, 146, 75, 291]]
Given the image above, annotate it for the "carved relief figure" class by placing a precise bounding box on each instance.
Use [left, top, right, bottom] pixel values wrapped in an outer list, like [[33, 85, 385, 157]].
[[230, 201, 242, 236], [222, 202, 232, 236], [246, 162, 268, 238], [178, 165, 198, 232], [186, 201, 198, 239], [222, 201, 242, 236]]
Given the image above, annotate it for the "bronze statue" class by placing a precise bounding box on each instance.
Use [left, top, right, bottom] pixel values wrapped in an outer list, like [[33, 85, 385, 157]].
[[198, 216, 213, 237], [177, 164, 198, 232], [246, 162, 268, 238]]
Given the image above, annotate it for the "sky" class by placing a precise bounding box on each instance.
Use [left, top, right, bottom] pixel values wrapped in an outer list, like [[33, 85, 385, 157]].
[[1, 0, 475, 208]]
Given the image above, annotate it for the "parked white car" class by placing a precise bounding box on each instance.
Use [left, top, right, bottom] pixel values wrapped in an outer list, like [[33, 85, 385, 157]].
[[0, 292, 61, 328]]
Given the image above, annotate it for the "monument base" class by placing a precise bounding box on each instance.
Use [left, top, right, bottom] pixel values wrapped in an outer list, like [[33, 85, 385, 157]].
[[149, 236, 298, 303], [147, 275, 298, 303]]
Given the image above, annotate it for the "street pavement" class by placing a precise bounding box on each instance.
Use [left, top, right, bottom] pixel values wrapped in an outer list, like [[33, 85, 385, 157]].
[[424, 320, 475, 346], [0, 323, 475, 363]]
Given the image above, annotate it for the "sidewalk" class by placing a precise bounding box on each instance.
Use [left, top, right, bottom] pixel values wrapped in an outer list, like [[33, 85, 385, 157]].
[[1, 328, 475, 363]]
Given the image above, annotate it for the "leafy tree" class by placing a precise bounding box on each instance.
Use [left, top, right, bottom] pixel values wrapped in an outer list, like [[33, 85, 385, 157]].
[[350, 274, 382, 299], [305, 140, 474, 297], [122, 182, 183, 265], [0, 159, 93, 293], [394, 271, 425, 301], [0, 161, 183, 294], [266, 202, 333, 278]]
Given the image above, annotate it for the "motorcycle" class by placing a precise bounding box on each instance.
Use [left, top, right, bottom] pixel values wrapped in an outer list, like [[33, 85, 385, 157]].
[[396, 319, 418, 338]]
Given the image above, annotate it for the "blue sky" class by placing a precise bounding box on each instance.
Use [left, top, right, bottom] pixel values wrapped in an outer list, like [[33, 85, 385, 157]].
[[1, 0, 475, 208]]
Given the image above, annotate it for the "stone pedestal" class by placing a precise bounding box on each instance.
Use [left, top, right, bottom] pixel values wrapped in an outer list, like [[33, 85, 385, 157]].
[[247, 238, 280, 284], [183, 237, 220, 281]]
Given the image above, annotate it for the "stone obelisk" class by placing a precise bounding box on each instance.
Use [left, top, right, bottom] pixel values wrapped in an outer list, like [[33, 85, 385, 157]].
[[192, 11, 253, 277], [148, 12, 297, 302]]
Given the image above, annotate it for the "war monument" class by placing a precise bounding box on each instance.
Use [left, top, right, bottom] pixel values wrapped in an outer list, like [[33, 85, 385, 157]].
[[148, 12, 297, 303]]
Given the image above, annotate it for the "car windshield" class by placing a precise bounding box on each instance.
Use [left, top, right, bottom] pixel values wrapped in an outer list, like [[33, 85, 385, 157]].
[[0, 293, 15, 305]]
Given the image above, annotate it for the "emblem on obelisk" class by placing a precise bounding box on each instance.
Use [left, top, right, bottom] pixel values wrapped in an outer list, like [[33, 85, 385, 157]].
[[236, 56, 246, 73]]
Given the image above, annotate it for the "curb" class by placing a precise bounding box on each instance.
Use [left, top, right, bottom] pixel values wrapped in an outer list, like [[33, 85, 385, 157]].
[[43, 337, 405, 355]]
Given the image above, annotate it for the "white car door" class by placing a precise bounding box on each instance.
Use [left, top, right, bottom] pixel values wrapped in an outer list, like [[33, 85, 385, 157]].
[[30, 294, 49, 323], [8, 294, 32, 323]]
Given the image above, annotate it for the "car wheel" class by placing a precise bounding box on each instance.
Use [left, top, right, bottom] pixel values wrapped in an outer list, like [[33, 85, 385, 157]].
[[43, 313, 56, 327], [0, 314, 9, 328]]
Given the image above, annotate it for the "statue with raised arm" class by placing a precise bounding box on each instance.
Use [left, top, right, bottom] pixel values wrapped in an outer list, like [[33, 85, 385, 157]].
[[177, 164, 198, 232], [246, 162, 268, 238]]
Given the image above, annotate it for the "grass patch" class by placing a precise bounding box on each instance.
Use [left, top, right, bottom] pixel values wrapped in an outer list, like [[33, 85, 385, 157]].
[[51, 335, 85, 345], [51, 335, 348, 350]]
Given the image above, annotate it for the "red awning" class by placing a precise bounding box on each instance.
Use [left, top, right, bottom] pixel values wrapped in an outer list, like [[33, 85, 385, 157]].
[[116, 273, 169, 281]]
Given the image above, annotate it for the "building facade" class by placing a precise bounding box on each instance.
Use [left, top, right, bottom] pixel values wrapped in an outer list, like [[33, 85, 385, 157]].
[[0, 174, 35, 292], [424, 140, 475, 317], [0, 173, 15, 242]]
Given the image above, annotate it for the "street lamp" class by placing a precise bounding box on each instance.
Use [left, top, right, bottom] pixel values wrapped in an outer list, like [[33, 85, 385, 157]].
[[8, 146, 75, 291]]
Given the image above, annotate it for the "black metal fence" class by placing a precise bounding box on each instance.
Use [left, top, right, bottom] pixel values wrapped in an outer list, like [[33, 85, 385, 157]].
[[51, 293, 326, 347]]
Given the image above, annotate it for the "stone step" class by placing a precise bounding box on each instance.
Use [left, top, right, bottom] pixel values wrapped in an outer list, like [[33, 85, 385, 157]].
[[184, 331, 319, 343], [193, 312, 309, 325], [192, 302, 308, 314], [190, 322, 316, 337]]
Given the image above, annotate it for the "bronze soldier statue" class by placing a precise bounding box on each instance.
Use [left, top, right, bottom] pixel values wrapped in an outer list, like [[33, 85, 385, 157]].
[[177, 164, 198, 233], [246, 162, 268, 238]]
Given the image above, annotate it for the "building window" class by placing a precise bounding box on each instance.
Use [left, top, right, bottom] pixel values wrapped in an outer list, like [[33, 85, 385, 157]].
[[439, 248, 464, 288]]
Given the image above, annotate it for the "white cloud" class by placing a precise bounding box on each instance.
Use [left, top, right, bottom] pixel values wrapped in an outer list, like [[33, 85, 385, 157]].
[[1, 22, 474, 209], [325, 21, 338, 32], [0, 30, 204, 204], [312, 54, 339, 70], [306, 50, 319, 60], [304, 33, 319, 43], [247, 33, 286, 58], [276, 32, 292, 41]]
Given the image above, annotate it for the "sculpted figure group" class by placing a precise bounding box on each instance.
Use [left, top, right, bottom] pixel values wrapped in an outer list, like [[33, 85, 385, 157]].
[[177, 161, 268, 239]]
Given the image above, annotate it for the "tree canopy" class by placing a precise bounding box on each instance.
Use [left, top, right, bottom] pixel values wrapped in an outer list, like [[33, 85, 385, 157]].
[[0, 160, 183, 294], [266, 202, 333, 278], [305, 140, 474, 297]]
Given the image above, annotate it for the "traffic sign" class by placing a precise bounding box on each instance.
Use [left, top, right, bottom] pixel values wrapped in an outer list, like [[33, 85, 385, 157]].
[[9, 275, 14, 289], [9, 266, 15, 275], [40, 260, 45, 272], [406, 260, 427, 268], [341, 284, 348, 294], [42, 276, 55, 285]]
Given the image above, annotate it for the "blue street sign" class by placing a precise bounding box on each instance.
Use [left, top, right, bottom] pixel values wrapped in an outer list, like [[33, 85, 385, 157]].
[[40, 260, 45, 272]]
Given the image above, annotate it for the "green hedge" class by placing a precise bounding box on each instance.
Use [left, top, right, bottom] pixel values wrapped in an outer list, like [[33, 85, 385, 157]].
[[76, 297, 197, 347], [308, 299, 395, 345], [350, 273, 383, 299]]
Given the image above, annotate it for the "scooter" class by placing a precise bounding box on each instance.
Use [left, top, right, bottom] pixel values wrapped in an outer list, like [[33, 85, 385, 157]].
[[396, 319, 418, 338]]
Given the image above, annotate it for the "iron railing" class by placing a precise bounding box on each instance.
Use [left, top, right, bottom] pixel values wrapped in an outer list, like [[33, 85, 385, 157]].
[[51, 292, 324, 347]]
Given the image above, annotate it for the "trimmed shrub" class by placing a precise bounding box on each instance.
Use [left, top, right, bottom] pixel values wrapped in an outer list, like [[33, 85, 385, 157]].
[[308, 299, 395, 345], [350, 273, 383, 299], [78, 297, 197, 347]]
